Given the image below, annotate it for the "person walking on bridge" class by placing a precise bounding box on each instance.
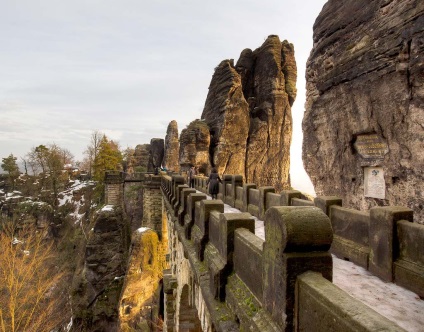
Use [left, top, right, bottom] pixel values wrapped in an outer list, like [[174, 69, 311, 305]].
[[188, 165, 197, 188], [207, 168, 222, 199]]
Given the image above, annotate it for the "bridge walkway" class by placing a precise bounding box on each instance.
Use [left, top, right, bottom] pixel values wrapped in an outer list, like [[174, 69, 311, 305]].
[[199, 193, 424, 332]]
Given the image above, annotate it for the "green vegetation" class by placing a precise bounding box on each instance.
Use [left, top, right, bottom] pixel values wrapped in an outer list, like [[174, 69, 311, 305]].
[[1, 154, 20, 190]]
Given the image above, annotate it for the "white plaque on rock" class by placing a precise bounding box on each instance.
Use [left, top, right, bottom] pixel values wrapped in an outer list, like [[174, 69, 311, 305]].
[[364, 167, 385, 199]]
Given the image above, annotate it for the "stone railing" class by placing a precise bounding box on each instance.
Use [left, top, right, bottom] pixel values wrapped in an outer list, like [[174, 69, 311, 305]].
[[194, 174, 423, 299], [160, 174, 404, 331]]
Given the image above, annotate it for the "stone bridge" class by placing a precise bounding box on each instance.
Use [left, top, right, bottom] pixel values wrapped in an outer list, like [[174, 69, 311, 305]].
[[158, 174, 424, 332], [105, 172, 424, 331]]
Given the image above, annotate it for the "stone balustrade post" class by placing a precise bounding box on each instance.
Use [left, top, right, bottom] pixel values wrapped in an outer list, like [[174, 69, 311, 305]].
[[369, 206, 413, 282], [280, 190, 302, 206], [184, 193, 207, 239], [206, 212, 255, 301], [177, 188, 196, 225], [263, 206, 333, 330], [171, 175, 185, 205], [192, 200, 224, 261], [259, 186, 275, 220], [218, 175, 232, 201], [242, 183, 256, 212], [173, 184, 189, 215], [314, 196, 343, 216], [228, 175, 243, 207]]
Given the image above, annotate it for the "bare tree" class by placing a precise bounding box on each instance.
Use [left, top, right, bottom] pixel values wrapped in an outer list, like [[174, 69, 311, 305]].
[[84, 130, 103, 177], [0, 223, 68, 332]]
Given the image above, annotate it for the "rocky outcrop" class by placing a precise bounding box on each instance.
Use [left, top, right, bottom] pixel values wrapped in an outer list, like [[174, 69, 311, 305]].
[[303, 0, 424, 222], [242, 36, 296, 192], [163, 120, 180, 172], [133, 144, 151, 173], [119, 228, 167, 331], [201, 60, 250, 178], [179, 119, 211, 175], [71, 207, 130, 331], [201, 35, 296, 191], [148, 138, 164, 172]]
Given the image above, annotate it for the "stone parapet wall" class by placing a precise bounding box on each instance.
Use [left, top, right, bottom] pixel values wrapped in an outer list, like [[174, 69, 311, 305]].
[[192, 174, 424, 299], [161, 174, 404, 331]]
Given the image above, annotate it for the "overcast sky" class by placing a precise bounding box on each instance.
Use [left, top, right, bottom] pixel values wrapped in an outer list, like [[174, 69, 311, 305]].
[[0, 0, 327, 194]]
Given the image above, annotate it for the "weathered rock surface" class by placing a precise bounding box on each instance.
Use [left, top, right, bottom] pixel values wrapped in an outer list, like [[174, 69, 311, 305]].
[[119, 228, 167, 331], [242, 36, 296, 192], [303, 0, 424, 222], [163, 120, 180, 172], [149, 138, 164, 171], [179, 119, 211, 175], [71, 207, 130, 331], [201, 60, 250, 177], [133, 144, 151, 173], [200, 36, 296, 191]]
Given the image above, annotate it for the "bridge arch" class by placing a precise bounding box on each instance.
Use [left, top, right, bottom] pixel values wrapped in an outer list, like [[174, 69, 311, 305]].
[[177, 284, 201, 332]]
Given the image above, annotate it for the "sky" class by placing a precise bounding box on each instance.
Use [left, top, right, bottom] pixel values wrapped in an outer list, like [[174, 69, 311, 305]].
[[0, 0, 327, 195]]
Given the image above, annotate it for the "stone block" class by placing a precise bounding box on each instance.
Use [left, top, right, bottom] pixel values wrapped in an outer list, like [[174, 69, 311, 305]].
[[242, 183, 256, 212], [173, 184, 189, 215], [314, 196, 343, 216], [193, 200, 224, 261], [234, 228, 264, 301], [263, 206, 333, 330], [296, 271, 406, 331], [259, 186, 275, 220], [369, 206, 413, 282], [177, 188, 196, 225], [206, 212, 255, 301], [280, 190, 302, 206], [183, 193, 206, 239], [234, 186, 244, 210]]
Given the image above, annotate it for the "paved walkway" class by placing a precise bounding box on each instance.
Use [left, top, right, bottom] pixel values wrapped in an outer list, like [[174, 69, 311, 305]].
[[217, 199, 424, 331]]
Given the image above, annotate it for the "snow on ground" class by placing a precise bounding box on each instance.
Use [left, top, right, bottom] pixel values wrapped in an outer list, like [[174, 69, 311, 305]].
[[57, 180, 95, 223], [101, 205, 114, 212], [137, 227, 150, 233], [208, 194, 424, 331], [333, 257, 424, 332]]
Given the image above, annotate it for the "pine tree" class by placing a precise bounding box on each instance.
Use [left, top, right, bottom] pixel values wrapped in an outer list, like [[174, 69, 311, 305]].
[[1, 154, 20, 190]]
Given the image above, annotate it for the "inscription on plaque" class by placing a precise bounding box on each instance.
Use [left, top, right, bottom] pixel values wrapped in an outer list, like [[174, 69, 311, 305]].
[[354, 134, 388, 159], [364, 167, 385, 199]]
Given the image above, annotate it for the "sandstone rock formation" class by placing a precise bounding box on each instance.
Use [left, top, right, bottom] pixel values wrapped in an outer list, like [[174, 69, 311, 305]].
[[201, 35, 297, 191], [201, 60, 250, 178], [303, 0, 424, 222], [72, 207, 130, 331], [132, 144, 151, 173], [241, 36, 296, 192], [163, 120, 180, 172], [148, 138, 164, 171], [119, 228, 167, 331], [179, 119, 211, 175]]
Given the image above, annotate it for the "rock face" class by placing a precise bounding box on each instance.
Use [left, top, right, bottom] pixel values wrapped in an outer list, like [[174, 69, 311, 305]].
[[179, 119, 211, 175], [133, 144, 151, 173], [149, 138, 164, 171], [303, 0, 424, 222], [201, 60, 250, 178], [72, 207, 130, 331], [119, 228, 167, 331], [241, 36, 296, 192], [201, 35, 297, 191], [163, 120, 180, 172]]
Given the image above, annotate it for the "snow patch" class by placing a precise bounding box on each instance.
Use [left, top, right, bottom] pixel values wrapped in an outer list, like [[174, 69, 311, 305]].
[[11, 237, 23, 245], [101, 205, 114, 212], [137, 227, 150, 233]]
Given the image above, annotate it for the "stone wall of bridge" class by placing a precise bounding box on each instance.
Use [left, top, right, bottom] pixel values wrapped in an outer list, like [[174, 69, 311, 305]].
[[160, 174, 404, 332], [194, 174, 424, 299]]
